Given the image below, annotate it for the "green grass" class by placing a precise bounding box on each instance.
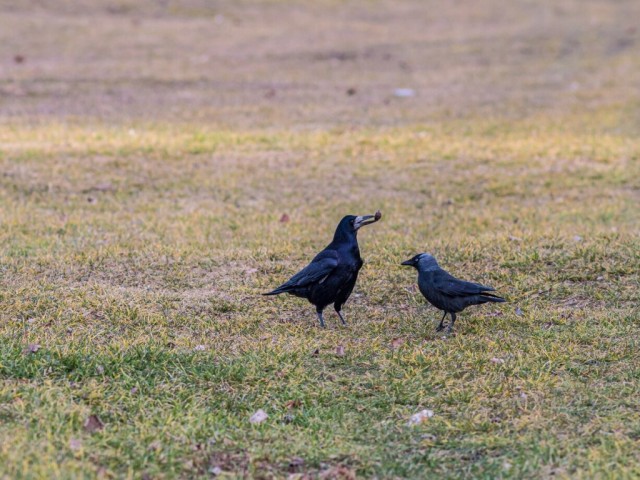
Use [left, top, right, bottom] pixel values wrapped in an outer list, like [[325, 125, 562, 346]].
[[1, 118, 638, 479], [1, 0, 640, 478]]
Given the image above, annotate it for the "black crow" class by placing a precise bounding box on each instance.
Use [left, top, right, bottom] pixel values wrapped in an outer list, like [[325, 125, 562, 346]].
[[401, 253, 505, 333], [264, 212, 381, 327]]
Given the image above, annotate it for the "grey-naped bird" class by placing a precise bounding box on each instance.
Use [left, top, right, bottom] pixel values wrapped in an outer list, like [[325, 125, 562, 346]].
[[401, 253, 505, 333]]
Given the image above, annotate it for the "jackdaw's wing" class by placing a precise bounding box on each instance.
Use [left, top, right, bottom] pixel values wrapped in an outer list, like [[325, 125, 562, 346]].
[[432, 269, 495, 297], [264, 250, 339, 295]]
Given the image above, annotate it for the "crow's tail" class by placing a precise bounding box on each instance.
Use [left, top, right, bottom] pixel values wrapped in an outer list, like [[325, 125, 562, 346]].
[[262, 284, 290, 296]]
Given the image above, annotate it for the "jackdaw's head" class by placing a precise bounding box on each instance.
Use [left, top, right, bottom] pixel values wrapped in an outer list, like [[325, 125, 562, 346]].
[[401, 253, 439, 271]]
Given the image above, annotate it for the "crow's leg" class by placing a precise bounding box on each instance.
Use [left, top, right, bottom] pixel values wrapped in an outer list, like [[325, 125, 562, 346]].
[[435, 311, 447, 332], [334, 305, 347, 326], [316, 308, 326, 328], [447, 312, 457, 334]]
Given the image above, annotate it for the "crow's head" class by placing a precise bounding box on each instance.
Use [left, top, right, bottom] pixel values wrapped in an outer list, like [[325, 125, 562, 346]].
[[401, 253, 439, 271], [332, 212, 381, 243]]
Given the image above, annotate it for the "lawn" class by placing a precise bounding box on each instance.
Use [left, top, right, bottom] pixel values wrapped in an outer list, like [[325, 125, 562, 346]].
[[1, 1, 639, 478]]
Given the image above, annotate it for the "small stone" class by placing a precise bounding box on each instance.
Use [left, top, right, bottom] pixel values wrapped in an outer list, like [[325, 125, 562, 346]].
[[407, 409, 434, 426], [69, 438, 82, 450], [249, 409, 268, 424], [394, 88, 415, 97], [209, 466, 223, 476]]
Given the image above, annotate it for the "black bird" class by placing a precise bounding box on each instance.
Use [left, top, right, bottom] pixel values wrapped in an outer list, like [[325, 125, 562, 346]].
[[401, 253, 505, 333], [264, 212, 381, 327]]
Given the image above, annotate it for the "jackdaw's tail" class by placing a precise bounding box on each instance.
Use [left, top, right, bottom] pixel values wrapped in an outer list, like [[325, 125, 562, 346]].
[[479, 293, 506, 303]]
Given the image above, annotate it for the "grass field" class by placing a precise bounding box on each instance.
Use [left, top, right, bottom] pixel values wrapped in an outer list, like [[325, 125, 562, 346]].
[[1, 1, 640, 478]]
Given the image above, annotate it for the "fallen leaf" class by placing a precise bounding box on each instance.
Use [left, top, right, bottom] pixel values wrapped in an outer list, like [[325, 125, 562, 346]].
[[280, 213, 290, 223], [319, 466, 357, 480], [249, 409, 268, 424], [390, 337, 405, 349], [148, 441, 162, 451], [407, 409, 434, 426], [23, 344, 40, 354], [288, 457, 305, 473], [285, 399, 302, 409], [83, 414, 104, 433], [335, 345, 345, 357]]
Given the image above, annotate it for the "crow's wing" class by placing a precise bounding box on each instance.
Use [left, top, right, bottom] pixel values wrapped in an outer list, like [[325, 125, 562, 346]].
[[432, 269, 495, 297], [264, 249, 339, 295], [287, 250, 339, 287]]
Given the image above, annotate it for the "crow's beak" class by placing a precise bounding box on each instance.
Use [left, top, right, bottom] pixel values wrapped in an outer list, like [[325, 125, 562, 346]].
[[401, 259, 414, 266], [353, 211, 382, 230]]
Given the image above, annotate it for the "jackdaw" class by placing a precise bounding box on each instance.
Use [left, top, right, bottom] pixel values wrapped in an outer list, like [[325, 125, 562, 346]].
[[401, 253, 505, 333], [264, 211, 381, 327]]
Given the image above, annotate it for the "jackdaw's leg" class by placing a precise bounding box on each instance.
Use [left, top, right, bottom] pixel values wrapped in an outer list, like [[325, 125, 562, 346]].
[[334, 305, 347, 326], [447, 312, 457, 334], [316, 308, 326, 328], [436, 311, 447, 332]]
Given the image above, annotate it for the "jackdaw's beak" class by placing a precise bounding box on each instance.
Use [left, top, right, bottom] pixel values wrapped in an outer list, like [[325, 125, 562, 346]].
[[353, 211, 382, 230], [401, 259, 414, 266]]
